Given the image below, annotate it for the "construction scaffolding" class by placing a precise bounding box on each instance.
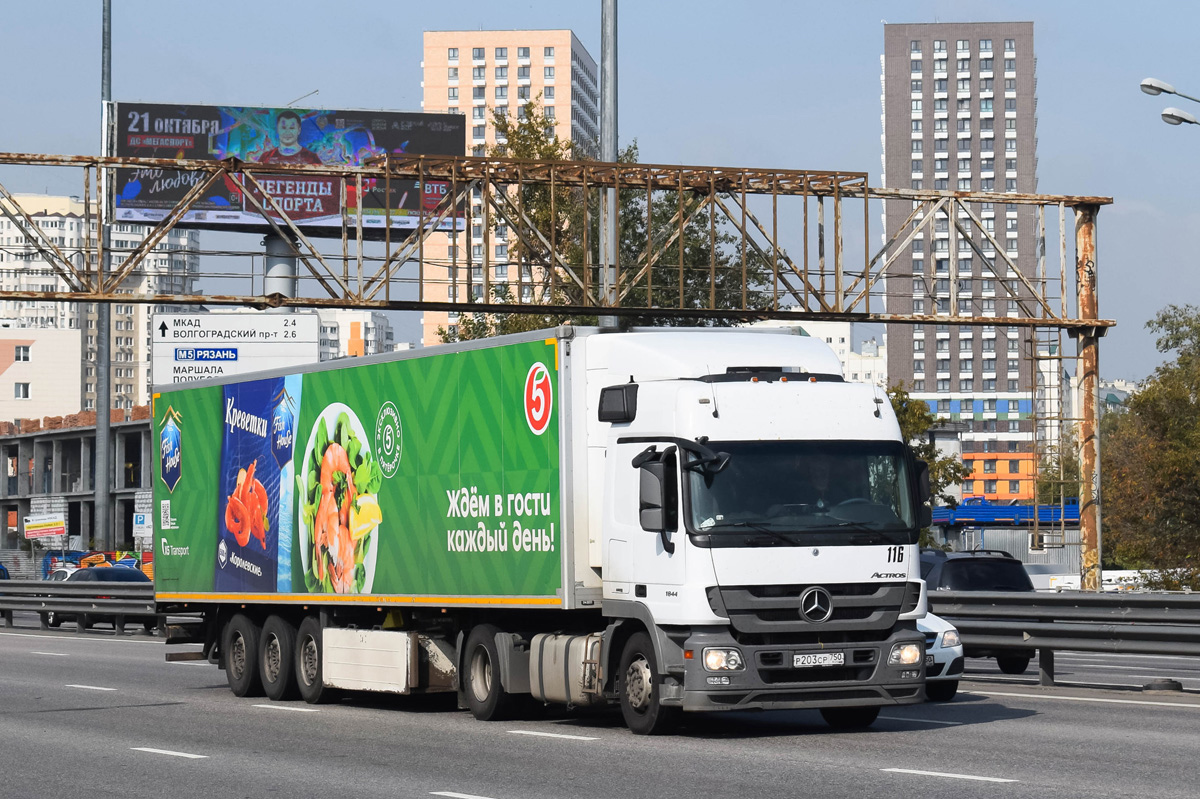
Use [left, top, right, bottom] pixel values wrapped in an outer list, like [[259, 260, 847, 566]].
[[0, 151, 1113, 587]]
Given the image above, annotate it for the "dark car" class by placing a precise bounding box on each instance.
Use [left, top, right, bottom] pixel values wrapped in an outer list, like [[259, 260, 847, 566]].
[[40, 566, 158, 633], [921, 549, 1036, 674]]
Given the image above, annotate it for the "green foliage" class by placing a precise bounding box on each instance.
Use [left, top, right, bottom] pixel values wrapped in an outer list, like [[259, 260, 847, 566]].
[[1035, 426, 1081, 506], [888, 383, 971, 548], [1101, 304, 1200, 571]]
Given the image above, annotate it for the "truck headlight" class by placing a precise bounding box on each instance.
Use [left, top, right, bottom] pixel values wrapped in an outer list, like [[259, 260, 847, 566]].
[[888, 643, 922, 666], [941, 630, 961, 648], [703, 647, 745, 671]]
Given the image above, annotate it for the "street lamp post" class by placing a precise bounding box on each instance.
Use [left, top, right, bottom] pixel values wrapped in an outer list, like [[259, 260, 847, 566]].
[[1141, 77, 1200, 125]]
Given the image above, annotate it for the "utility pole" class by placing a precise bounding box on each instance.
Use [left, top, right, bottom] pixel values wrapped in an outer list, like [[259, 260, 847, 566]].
[[96, 0, 113, 551], [598, 0, 618, 329], [1074, 205, 1103, 592]]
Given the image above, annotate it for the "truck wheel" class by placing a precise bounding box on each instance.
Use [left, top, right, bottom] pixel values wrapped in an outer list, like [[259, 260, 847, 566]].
[[223, 613, 264, 697], [820, 706, 881, 730], [259, 616, 299, 701], [464, 623, 514, 721], [618, 632, 679, 735], [925, 680, 959, 702], [997, 655, 1030, 675], [295, 616, 336, 704], [43, 611, 60, 629]]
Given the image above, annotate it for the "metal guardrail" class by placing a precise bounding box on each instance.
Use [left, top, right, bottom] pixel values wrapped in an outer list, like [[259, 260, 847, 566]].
[[929, 590, 1200, 685], [0, 579, 157, 634]]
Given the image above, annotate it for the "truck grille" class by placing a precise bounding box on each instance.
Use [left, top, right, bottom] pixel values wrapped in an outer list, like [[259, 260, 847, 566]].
[[709, 582, 911, 637]]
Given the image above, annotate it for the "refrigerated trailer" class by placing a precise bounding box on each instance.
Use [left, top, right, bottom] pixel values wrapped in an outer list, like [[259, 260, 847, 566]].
[[153, 326, 931, 734]]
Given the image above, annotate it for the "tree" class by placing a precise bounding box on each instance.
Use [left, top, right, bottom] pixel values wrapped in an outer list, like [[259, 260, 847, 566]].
[[1035, 425, 1080, 506], [888, 383, 972, 547], [1100, 304, 1200, 584]]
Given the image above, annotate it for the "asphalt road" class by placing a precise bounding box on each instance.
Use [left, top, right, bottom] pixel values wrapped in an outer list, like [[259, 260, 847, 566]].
[[3, 616, 1200, 799]]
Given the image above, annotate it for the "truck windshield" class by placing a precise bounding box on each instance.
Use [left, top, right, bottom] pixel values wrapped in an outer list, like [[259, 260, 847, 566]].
[[684, 440, 918, 544]]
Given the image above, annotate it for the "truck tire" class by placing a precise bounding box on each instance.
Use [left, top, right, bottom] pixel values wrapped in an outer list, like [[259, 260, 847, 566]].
[[259, 616, 299, 701], [820, 706, 881, 730], [925, 680, 959, 702], [618, 632, 679, 735], [42, 611, 60, 629], [223, 613, 264, 697], [997, 655, 1030, 675], [295, 616, 336, 704], [464, 623, 514, 721]]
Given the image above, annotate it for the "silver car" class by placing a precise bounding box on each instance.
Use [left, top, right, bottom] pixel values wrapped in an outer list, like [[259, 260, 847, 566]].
[[918, 612, 964, 701]]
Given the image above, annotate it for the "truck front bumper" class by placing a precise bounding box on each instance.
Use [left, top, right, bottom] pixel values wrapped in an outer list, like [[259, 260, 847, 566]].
[[675, 627, 925, 712]]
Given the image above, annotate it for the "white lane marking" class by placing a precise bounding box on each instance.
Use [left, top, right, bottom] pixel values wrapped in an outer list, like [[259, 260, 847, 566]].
[[967, 690, 1200, 709], [878, 715, 962, 726], [431, 793, 498, 799], [507, 730, 600, 741], [65, 684, 117, 691], [31, 651, 69, 657], [0, 631, 160, 645], [252, 703, 321, 713], [132, 747, 208, 759], [883, 768, 1017, 783]]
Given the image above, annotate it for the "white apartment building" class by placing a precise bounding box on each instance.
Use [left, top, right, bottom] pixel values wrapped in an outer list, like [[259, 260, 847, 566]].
[[0, 194, 198, 411], [751, 319, 888, 387], [0, 327, 82, 420], [419, 30, 601, 345], [316, 309, 399, 360]]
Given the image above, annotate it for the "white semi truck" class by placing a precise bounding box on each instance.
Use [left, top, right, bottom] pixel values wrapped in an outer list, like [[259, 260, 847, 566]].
[[155, 326, 930, 734]]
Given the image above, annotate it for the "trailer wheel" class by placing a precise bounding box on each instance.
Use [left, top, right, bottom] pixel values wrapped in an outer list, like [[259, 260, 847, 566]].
[[820, 706, 880, 730], [260, 616, 299, 701], [464, 623, 514, 721], [618, 632, 679, 735], [295, 616, 336, 704], [223, 613, 264, 697], [997, 655, 1030, 675]]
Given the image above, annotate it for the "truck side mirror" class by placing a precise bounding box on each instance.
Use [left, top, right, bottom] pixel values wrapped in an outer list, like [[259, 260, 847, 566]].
[[915, 460, 931, 504], [635, 446, 678, 554], [599, 383, 638, 423]]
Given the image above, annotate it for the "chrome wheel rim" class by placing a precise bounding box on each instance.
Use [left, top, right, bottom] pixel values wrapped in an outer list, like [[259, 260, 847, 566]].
[[470, 647, 493, 703], [300, 636, 319, 686], [263, 635, 282, 683], [624, 656, 652, 712], [229, 632, 247, 679]]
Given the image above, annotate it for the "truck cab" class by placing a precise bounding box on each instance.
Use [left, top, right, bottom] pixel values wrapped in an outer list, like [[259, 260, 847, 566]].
[[581, 330, 929, 732]]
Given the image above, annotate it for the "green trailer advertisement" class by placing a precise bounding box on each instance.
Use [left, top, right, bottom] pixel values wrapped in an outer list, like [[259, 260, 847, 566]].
[[153, 336, 564, 607]]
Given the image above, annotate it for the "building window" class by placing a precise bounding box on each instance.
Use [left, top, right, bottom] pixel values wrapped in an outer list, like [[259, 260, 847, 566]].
[[544, 106, 555, 119], [980, 39, 992, 51], [473, 86, 485, 99], [518, 46, 530, 58], [473, 106, 486, 120], [980, 58, 993, 71], [1009, 481, 1021, 493], [544, 86, 555, 99], [472, 47, 485, 60], [913, 359, 925, 373], [958, 178, 971, 190], [448, 48, 459, 60], [495, 86, 507, 99], [472, 66, 486, 79], [495, 66, 507, 79], [1004, 58, 1015, 71], [472, 125, 486, 139], [936, 379, 950, 392], [544, 46, 555, 58], [518, 86, 531, 100], [495, 47, 507, 59], [911, 40, 922, 53], [1004, 38, 1016, 51], [983, 460, 997, 474], [980, 99, 993, 112], [957, 58, 970, 71], [1005, 98, 1017, 111], [472, 145, 486, 157], [912, 79, 923, 92], [448, 67, 458, 80], [544, 66, 555, 80], [14, 345, 29, 361], [1007, 379, 1020, 391], [912, 120, 923, 132], [517, 65, 530, 79], [448, 88, 458, 101], [957, 39, 969, 51], [911, 99, 922, 112], [14, 382, 29, 399]]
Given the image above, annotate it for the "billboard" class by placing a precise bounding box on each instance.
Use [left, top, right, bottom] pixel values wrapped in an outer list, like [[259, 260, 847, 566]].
[[113, 102, 466, 234], [153, 339, 562, 603]]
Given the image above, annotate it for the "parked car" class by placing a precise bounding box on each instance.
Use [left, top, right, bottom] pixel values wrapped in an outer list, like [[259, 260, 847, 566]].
[[921, 548, 1036, 675], [918, 612, 964, 701], [39, 566, 158, 633], [0, 561, 8, 579]]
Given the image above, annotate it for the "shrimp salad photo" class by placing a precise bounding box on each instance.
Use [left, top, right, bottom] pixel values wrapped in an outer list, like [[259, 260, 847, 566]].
[[299, 405, 384, 593]]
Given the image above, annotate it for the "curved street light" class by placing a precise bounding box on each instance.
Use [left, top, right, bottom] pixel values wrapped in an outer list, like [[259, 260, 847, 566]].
[[1141, 77, 1200, 127], [1162, 106, 1198, 126]]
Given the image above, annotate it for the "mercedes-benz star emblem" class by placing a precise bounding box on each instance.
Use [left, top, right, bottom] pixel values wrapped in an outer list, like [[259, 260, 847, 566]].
[[800, 586, 833, 623]]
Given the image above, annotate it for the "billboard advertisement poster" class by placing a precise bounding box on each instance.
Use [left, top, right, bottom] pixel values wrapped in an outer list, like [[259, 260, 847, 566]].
[[24, 513, 67, 539], [153, 340, 562, 602], [113, 102, 465, 234]]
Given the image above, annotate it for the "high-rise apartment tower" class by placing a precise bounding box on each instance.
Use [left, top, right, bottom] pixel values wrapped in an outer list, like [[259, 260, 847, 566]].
[[881, 23, 1038, 501], [420, 30, 600, 346]]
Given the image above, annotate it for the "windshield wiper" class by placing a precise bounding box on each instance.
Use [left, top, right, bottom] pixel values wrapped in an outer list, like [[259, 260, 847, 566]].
[[720, 521, 797, 546]]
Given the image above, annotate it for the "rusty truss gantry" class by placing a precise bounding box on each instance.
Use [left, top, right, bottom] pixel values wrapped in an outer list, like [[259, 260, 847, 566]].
[[0, 151, 1113, 589]]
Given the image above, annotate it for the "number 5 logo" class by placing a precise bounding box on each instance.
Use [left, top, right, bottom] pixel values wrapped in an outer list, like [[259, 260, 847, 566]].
[[524, 362, 553, 436]]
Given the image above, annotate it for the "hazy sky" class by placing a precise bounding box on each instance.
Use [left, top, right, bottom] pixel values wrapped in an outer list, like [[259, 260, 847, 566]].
[[4, 0, 1198, 380]]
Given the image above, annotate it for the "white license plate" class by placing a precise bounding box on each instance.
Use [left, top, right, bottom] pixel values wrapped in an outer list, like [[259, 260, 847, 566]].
[[794, 652, 845, 668], [925, 654, 935, 666]]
